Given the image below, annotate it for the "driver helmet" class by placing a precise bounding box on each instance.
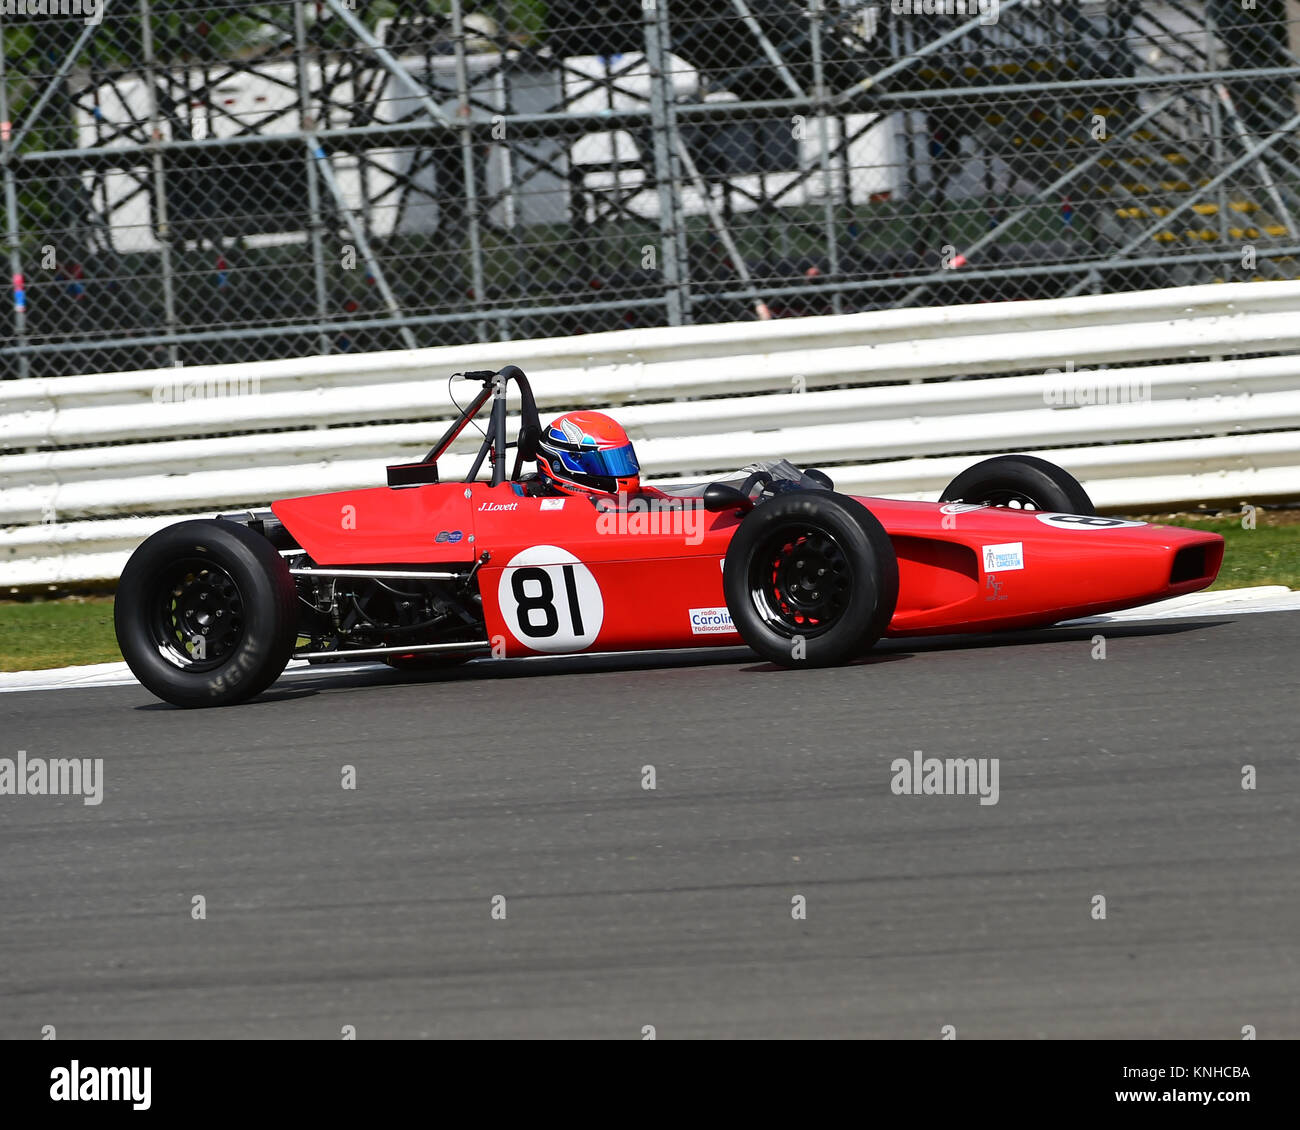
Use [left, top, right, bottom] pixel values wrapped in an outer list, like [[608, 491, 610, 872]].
[[535, 411, 640, 497]]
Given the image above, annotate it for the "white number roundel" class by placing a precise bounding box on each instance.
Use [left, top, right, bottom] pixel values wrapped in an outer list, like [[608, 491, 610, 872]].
[[1035, 512, 1147, 530], [498, 546, 603, 653]]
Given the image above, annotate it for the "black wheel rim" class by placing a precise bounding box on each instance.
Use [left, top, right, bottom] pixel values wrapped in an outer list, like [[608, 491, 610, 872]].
[[747, 524, 854, 640], [968, 489, 1043, 510], [148, 559, 246, 671]]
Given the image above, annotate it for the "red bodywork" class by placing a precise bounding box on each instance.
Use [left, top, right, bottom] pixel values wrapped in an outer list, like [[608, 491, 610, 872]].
[[272, 481, 1224, 659]]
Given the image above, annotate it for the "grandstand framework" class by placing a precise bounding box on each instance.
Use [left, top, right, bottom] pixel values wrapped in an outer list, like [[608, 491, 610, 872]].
[[0, 0, 1298, 376]]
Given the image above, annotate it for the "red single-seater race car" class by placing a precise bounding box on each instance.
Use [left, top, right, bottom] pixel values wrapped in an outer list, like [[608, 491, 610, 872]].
[[114, 365, 1225, 707]]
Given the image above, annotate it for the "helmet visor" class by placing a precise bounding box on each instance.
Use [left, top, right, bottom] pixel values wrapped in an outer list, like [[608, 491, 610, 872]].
[[558, 442, 640, 479]]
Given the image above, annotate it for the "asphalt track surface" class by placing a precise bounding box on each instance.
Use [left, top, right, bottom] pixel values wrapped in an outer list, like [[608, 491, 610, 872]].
[[1, 612, 1297, 1039]]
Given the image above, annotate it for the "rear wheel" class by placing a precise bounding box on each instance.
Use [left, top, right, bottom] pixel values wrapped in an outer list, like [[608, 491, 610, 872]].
[[723, 491, 898, 668], [939, 454, 1095, 515], [115, 519, 298, 707]]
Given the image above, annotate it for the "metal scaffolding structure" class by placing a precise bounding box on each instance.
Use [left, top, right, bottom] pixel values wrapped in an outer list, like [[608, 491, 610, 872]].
[[1, 0, 1298, 377]]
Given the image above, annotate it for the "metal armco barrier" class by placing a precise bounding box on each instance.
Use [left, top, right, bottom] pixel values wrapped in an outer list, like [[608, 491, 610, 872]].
[[3, 280, 1299, 588]]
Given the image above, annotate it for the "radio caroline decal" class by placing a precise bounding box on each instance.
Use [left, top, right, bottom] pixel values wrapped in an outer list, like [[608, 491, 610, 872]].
[[689, 606, 737, 635]]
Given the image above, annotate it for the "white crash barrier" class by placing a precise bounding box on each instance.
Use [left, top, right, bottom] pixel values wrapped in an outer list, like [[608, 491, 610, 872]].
[[3, 279, 1299, 587]]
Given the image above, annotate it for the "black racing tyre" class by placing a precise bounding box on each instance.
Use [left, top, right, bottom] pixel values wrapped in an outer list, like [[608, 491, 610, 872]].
[[939, 454, 1095, 515], [723, 490, 899, 668], [114, 519, 299, 708]]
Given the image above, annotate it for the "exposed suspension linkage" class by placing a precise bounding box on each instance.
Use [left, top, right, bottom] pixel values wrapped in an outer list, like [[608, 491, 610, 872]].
[[289, 553, 492, 662]]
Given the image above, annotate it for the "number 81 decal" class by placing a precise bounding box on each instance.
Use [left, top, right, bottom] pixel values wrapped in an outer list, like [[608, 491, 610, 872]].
[[498, 545, 604, 653], [1035, 513, 1146, 530]]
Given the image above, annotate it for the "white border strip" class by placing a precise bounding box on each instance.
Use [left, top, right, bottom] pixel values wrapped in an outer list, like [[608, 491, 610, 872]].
[[1061, 585, 1300, 624], [1, 587, 1296, 695]]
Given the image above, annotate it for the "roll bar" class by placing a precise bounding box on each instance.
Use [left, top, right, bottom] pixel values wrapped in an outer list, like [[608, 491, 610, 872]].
[[390, 365, 542, 489]]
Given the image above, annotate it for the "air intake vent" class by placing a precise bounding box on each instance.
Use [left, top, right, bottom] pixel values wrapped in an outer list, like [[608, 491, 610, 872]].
[[1170, 545, 1208, 585]]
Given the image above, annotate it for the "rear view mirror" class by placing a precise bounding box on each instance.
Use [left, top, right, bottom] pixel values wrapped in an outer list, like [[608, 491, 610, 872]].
[[387, 461, 440, 488], [703, 483, 755, 514]]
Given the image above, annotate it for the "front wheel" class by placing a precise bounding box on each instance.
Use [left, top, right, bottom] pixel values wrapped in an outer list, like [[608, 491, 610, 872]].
[[115, 519, 299, 707], [939, 454, 1095, 515], [723, 490, 898, 668]]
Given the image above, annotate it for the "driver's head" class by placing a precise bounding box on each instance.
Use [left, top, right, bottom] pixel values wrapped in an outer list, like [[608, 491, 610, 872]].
[[535, 411, 640, 497]]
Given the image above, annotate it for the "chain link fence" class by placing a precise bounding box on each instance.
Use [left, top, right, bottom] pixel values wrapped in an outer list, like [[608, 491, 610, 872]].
[[1, 0, 1298, 377]]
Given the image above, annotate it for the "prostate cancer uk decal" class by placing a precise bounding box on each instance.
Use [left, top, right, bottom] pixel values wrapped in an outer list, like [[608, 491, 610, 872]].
[[981, 541, 1025, 573]]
